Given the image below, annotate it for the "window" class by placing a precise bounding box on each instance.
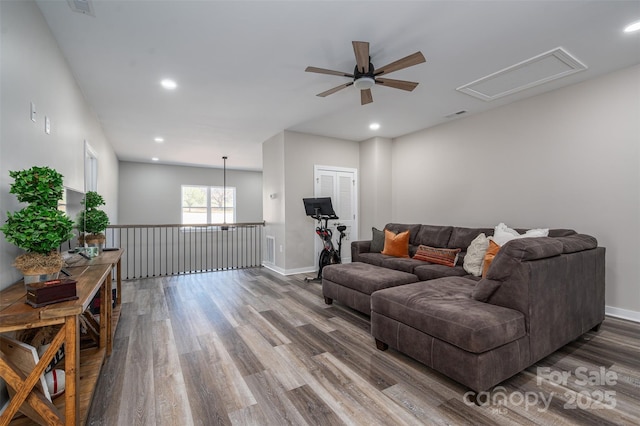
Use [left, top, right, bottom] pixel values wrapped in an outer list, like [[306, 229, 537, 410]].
[[182, 185, 235, 224], [85, 141, 98, 192]]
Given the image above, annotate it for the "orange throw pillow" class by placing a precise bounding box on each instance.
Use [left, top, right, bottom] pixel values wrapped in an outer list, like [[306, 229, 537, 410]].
[[381, 229, 410, 258], [482, 240, 501, 277]]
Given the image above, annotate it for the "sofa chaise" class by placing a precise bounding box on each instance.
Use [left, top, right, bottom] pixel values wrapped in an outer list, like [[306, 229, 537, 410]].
[[322, 223, 605, 393]]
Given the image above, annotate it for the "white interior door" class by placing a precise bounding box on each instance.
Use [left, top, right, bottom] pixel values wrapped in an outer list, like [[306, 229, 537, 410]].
[[314, 166, 357, 264]]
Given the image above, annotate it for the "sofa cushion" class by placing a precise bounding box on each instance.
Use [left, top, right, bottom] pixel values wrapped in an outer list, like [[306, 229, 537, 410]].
[[322, 262, 418, 295], [555, 234, 597, 254], [381, 229, 410, 258], [482, 240, 501, 277], [371, 278, 526, 353], [414, 225, 453, 248], [463, 233, 490, 276], [370, 227, 385, 252], [492, 222, 549, 246], [448, 227, 495, 249], [472, 237, 564, 302], [548, 229, 577, 237], [385, 223, 422, 245], [380, 256, 425, 273], [357, 252, 390, 267], [413, 245, 461, 267], [414, 264, 468, 281]]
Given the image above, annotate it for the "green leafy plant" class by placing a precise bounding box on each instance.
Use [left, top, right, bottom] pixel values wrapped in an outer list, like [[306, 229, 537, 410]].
[[3, 205, 74, 253], [7, 166, 65, 207], [1, 166, 74, 255], [77, 191, 110, 235]]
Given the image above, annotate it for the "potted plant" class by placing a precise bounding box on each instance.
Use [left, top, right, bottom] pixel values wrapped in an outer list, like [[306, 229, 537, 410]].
[[1, 166, 74, 283], [76, 191, 109, 251]]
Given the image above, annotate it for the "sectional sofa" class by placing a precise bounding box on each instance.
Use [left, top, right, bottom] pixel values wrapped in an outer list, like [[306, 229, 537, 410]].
[[322, 223, 605, 392]]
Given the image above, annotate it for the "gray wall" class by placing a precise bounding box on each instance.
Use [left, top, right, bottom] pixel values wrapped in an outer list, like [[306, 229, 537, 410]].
[[262, 132, 286, 270], [118, 162, 262, 224], [391, 65, 640, 318], [359, 137, 393, 237], [262, 131, 360, 273], [284, 131, 360, 272], [0, 0, 119, 289]]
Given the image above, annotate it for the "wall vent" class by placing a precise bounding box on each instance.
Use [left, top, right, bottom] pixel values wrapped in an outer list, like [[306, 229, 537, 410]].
[[265, 236, 275, 264], [445, 110, 468, 119], [67, 0, 95, 17], [456, 47, 587, 101]]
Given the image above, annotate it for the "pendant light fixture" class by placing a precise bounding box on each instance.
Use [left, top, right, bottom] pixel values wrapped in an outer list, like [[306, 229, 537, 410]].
[[222, 156, 228, 230]]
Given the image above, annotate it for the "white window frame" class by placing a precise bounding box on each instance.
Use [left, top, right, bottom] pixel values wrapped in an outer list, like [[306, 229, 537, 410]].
[[181, 185, 236, 225], [84, 141, 98, 192]]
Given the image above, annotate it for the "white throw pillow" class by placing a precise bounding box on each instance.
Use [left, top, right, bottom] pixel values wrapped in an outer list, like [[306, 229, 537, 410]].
[[491, 222, 549, 246], [463, 233, 490, 277]]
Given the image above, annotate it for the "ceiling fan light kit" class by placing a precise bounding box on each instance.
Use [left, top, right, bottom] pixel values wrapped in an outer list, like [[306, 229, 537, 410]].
[[354, 77, 375, 90], [306, 40, 426, 105]]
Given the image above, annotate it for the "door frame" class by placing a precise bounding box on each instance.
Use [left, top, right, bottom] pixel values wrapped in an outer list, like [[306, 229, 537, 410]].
[[313, 165, 358, 265]]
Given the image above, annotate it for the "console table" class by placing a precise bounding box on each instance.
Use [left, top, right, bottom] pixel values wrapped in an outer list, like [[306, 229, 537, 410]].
[[0, 249, 123, 426]]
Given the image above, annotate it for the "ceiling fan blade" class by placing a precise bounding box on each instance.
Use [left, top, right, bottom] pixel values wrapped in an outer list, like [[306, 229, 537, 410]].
[[374, 51, 426, 76], [361, 89, 373, 105], [375, 78, 419, 92], [305, 66, 354, 78], [317, 82, 353, 97], [352, 41, 370, 74]]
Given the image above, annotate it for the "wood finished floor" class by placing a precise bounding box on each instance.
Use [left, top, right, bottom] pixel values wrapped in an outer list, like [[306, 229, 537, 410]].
[[86, 268, 640, 425]]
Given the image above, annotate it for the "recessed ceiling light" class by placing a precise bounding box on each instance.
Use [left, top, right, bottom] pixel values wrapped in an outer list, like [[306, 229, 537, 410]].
[[369, 123, 380, 130], [151, 157, 159, 161], [624, 21, 640, 33], [154, 137, 164, 143], [160, 79, 177, 90]]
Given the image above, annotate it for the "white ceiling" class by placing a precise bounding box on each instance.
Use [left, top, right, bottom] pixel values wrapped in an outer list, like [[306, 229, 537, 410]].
[[36, 1, 640, 171]]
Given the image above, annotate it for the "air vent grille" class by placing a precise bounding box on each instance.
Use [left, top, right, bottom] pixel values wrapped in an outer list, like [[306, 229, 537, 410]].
[[445, 110, 468, 119], [67, 0, 95, 17], [266, 236, 275, 264]]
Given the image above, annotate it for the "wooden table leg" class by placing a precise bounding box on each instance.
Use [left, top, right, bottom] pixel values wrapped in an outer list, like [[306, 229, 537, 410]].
[[0, 326, 67, 426], [116, 258, 122, 306], [99, 274, 107, 351], [101, 270, 113, 356], [0, 355, 63, 426], [64, 315, 79, 426]]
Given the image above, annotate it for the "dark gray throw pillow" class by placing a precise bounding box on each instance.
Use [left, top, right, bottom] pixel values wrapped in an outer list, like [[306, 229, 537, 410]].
[[371, 227, 385, 252]]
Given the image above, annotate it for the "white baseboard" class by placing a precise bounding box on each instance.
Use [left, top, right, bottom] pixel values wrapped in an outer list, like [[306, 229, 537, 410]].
[[261, 262, 316, 276], [605, 306, 640, 323], [282, 266, 317, 276], [261, 262, 285, 275]]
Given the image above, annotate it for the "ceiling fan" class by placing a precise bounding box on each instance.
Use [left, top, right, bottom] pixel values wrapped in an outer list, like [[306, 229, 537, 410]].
[[305, 41, 426, 105]]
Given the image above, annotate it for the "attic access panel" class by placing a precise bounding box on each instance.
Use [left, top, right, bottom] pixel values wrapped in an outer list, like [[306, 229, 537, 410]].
[[457, 47, 587, 101]]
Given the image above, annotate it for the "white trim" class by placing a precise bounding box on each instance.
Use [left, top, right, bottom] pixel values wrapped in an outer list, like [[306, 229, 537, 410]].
[[605, 306, 640, 323], [313, 165, 358, 265], [456, 47, 587, 101], [262, 263, 316, 276], [282, 266, 316, 276], [84, 140, 98, 192], [314, 164, 358, 174]]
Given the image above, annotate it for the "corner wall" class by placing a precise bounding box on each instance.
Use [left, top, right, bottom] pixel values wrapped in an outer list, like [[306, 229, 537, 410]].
[[359, 137, 393, 236], [262, 132, 286, 270], [262, 131, 360, 274], [0, 0, 119, 289], [283, 131, 360, 273], [391, 64, 640, 318]]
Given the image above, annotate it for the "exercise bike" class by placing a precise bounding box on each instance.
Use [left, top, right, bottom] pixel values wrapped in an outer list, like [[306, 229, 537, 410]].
[[302, 198, 347, 282]]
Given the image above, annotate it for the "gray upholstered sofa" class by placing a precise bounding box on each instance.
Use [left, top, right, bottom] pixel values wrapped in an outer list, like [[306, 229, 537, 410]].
[[322, 223, 605, 393]]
